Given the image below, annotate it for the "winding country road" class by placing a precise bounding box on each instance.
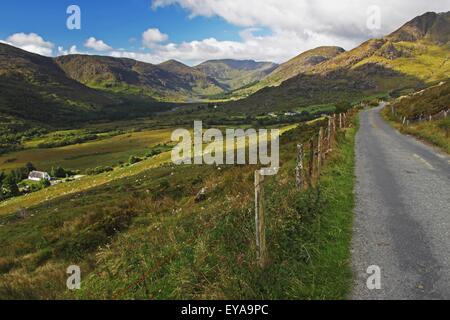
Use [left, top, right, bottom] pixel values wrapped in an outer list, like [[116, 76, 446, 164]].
[[352, 105, 450, 300]]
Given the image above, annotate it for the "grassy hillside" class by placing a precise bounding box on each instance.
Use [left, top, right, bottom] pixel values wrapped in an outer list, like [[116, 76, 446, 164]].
[[0, 43, 177, 123], [0, 115, 358, 300], [56, 56, 226, 102], [195, 59, 278, 91], [388, 81, 450, 118], [0, 43, 117, 124], [235, 46, 345, 98], [382, 81, 450, 153]]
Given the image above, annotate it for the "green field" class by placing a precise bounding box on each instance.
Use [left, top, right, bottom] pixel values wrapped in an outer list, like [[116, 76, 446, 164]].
[[0, 128, 174, 173]]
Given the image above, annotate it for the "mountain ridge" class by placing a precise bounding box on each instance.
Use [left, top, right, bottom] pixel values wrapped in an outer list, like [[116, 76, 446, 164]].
[[194, 59, 278, 91]]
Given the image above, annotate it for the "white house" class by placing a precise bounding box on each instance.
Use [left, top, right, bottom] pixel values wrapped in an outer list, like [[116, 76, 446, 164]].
[[28, 171, 51, 182]]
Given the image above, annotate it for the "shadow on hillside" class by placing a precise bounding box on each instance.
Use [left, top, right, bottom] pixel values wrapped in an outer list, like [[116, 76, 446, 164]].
[[224, 63, 427, 114]]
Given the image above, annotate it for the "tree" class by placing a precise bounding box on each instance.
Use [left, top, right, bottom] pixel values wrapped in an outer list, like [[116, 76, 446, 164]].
[[51, 166, 67, 178], [25, 162, 36, 174], [3, 174, 20, 197]]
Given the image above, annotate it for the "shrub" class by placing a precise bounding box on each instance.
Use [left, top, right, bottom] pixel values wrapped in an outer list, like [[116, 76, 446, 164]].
[[438, 118, 450, 137], [51, 166, 68, 179], [0, 257, 16, 274], [129, 155, 142, 164], [86, 166, 114, 176], [40, 180, 51, 188]]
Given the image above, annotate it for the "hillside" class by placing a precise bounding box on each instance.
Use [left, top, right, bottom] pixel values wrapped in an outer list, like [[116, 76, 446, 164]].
[[235, 46, 345, 97], [390, 80, 450, 118], [382, 80, 450, 154], [56, 56, 226, 102], [0, 114, 359, 300], [225, 11, 450, 114], [194, 59, 278, 91], [0, 43, 117, 124]]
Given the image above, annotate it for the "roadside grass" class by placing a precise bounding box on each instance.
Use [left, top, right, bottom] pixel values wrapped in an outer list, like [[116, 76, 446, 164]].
[[382, 108, 450, 154], [0, 118, 357, 300]]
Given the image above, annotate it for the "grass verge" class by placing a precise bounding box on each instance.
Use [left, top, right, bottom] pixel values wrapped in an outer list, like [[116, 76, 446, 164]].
[[381, 108, 450, 154]]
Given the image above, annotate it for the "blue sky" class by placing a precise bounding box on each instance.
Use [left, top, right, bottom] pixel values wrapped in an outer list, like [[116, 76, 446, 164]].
[[1, 0, 449, 65], [0, 1, 243, 48]]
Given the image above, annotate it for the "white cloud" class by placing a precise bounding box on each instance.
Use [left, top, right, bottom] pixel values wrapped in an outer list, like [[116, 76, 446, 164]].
[[1, 33, 54, 56], [146, 29, 357, 65], [84, 37, 113, 51], [151, 0, 450, 63], [110, 50, 165, 64], [142, 28, 169, 48], [57, 45, 81, 55]]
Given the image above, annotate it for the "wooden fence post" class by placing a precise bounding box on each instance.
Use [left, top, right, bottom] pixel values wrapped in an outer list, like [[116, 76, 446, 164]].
[[339, 113, 343, 130], [327, 117, 332, 153], [317, 128, 323, 175], [255, 170, 267, 268], [296, 144, 304, 190], [309, 138, 315, 187]]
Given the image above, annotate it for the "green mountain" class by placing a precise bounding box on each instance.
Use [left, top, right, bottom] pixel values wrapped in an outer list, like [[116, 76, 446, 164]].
[[226, 11, 450, 114], [0, 43, 119, 124], [235, 46, 345, 97], [56, 56, 226, 102], [194, 59, 278, 91]]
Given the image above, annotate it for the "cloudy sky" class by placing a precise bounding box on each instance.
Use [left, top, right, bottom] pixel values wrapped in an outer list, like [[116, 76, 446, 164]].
[[0, 0, 449, 65]]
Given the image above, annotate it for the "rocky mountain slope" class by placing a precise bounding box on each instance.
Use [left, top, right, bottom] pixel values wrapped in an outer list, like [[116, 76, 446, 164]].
[[235, 46, 345, 97], [194, 59, 278, 91]]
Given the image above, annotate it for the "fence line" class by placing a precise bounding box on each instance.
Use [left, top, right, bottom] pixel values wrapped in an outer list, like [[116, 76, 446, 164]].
[[254, 110, 354, 268], [391, 106, 449, 127]]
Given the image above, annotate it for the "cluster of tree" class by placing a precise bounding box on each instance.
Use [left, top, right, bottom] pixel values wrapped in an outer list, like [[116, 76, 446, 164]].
[[0, 121, 47, 155], [50, 166, 75, 179], [37, 133, 98, 149], [85, 166, 114, 176], [0, 162, 36, 200]]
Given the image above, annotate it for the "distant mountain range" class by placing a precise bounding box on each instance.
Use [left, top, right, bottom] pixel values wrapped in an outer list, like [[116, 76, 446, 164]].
[[0, 11, 449, 127], [194, 59, 278, 91], [55, 55, 228, 102]]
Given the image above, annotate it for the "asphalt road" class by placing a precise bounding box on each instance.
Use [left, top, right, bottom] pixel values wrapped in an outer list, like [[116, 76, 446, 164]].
[[352, 105, 450, 300]]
